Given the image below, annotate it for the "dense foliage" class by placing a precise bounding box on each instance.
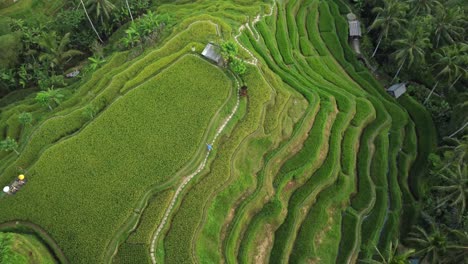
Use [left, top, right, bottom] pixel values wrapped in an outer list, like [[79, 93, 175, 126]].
[[0, 0, 171, 97], [354, 0, 468, 262], [355, 0, 467, 139], [1, 0, 463, 263]]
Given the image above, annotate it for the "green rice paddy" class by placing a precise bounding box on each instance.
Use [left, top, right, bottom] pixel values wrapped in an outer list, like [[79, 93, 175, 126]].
[[0, 0, 435, 263]]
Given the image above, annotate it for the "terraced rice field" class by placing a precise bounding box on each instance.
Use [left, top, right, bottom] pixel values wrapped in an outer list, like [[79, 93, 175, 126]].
[[0, 0, 435, 263]]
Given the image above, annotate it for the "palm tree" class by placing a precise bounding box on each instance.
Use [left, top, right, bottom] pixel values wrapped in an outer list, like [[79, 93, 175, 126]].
[[391, 27, 431, 82], [85, 0, 116, 26], [35, 88, 64, 110], [408, 0, 442, 15], [79, 0, 104, 43], [369, 0, 408, 57], [124, 0, 133, 22], [38, 32, 83, 72], [432, 162, 467, 220], [407, 225, 448, 264], [448, 122, 468, 139], [424, 44, 468, 103], [432, 6, 465, 48], [361, 240, 415, 264], [440, 135, 468, 163]]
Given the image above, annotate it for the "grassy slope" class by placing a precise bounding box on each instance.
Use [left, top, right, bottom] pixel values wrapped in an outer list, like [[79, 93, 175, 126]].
[[0, 55, 231, 263], [0, 0, 431, 262], [0, 232, 56, 264]]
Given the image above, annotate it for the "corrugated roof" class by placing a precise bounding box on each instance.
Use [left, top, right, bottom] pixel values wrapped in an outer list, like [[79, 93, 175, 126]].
[[388, 83, 405, 92], [348, 20, 361, 37], [387, 83, 407, 98], [202, 43, 222, 63]]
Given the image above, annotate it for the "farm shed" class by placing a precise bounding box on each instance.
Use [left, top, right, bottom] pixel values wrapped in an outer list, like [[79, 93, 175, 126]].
[[201, 43, 223, 65], [387, 83, 407, 98], [346, 13, 361, 38]]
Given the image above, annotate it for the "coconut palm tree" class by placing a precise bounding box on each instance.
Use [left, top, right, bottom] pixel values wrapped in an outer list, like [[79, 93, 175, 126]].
[[408, 0, 442, 15], [407, 225, 448, 264], [440, 135, 468, 163], [432, 162, 467, 220], [124, 0, 133, 22], [424, 44, 468, 103], [432, 6, 465, 48], [85, 0, 116, 26], [79, 0, 104, 43], [369, 0, 408, 57], [38, 32, 83, 72], [391, 26, 431, 82], [408, 224, 468, 264], [361, 240, 415, 264]]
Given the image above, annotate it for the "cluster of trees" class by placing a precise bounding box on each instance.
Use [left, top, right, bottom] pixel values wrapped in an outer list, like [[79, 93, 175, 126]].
[[121, 12, 171, 49], [220, 41, 247, 76], [0, 0, 161, 96], [355, 0, 467, 137], [354, 1, 468, 263], [0, 20, 82, 94], [406, 136, 468, 263]]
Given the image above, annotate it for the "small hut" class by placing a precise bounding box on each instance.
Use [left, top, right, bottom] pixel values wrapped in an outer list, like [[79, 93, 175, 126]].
[[387, 83, 407, 98], [201, 43, 223, 65], [346, 13, 362, 38]]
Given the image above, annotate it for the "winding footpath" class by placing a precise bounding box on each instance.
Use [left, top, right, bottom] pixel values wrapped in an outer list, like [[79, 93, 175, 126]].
[[149, 3, 276, 263], [149, 77, 241, 264]]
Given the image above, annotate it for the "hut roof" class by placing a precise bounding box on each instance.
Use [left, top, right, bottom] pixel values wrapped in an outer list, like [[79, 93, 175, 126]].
[[201, 43, 222, 64], [387, 83, 407, 98], [348, 20, 361, 37]]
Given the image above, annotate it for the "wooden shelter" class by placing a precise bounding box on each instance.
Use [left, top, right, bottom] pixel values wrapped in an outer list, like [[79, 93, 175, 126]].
[[346, 13, 362, 38], [387, 83, 407, 98], [201, 43, 223, 65]]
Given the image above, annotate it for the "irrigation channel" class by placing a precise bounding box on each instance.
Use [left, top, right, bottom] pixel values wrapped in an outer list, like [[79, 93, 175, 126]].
[[149, 2, 275, 263]]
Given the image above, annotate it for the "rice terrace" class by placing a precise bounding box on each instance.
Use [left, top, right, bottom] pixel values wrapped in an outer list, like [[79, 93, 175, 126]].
[[0, 0, 467, 263]]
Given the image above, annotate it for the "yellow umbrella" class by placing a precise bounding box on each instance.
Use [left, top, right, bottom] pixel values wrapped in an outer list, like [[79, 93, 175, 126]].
[[18, 174, 25, 180]]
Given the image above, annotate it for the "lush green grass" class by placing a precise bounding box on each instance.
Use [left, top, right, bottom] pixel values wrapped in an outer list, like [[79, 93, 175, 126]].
[[0, 0, 425, 262], [0, 232, 56, 264], [162, 65, 271, 264], [0, 55, 231, 263]]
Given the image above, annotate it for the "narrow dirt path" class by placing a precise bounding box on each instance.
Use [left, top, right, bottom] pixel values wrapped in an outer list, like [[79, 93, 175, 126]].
[[149, 76, 241, 264], [149, 3, 276, 263]]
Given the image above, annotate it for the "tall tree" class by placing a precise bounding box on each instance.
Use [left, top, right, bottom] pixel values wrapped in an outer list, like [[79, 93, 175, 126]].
[[425, 44, 468, 102], [35, 88, 64, 110], [85, 0, 116, 26], [407, 225, 468, 264], [432, 162, 467, 221], [364, 240, 415, 264], [408, 0, 442, 15], [79, 0, 104, 43], [391, 26, 431, 82], [369, 0, 408, 57], [124, 0, 133, 22], [0, 137, 19, 155], [38, 32, 83, 72], [432, 6, 465, 48]]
